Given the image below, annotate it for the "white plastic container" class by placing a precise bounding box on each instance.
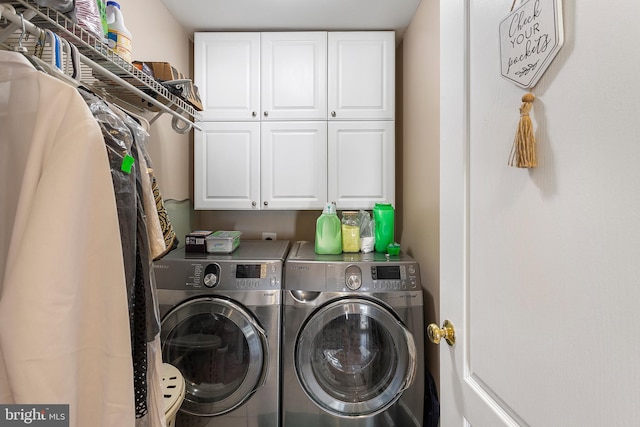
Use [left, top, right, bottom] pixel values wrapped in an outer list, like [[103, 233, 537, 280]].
[[161, 363, 185, 427], [206, 231, 242, 253], [106, 1, 132, 62]]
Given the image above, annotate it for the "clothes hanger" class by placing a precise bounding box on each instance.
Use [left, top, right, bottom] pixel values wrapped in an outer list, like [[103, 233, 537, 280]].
[[114, 105, 151, 132], [12, 12, 28, 54], [60, 37, 81, 81], [67, 41, 81, 81], [26, 28, 81, 88], [51, 31, 62, 69]]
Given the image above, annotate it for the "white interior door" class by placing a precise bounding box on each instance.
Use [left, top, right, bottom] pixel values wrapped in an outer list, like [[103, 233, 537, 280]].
[[439, 1, 640, 426]]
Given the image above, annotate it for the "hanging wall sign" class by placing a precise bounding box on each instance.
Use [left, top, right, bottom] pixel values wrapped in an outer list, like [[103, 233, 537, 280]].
[[499, 0, 564, 88]]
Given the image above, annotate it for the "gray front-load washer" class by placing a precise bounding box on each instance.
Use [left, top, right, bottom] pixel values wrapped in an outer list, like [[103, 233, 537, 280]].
[[282, 241, 425, 427], [154, 240, 290, 427]]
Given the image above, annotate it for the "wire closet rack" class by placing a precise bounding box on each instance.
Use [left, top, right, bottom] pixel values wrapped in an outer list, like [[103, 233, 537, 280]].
[[0, 0, 202, 133]]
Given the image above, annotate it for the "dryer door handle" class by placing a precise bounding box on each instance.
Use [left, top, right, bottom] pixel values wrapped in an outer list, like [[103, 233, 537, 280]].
[[398, 321, 418, 395]]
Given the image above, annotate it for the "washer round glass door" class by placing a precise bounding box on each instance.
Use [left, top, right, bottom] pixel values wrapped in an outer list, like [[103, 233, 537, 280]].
[[161, 297, 268, 416], [295, 298, 417, 417]]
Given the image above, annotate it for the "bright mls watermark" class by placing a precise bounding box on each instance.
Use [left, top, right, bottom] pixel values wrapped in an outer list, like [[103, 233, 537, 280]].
[[0, 405, 68, 426]]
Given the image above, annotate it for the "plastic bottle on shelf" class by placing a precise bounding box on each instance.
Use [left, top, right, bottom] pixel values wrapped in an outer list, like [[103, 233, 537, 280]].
[[341, 211, 360, 253], [315, 203, 342, 255], [373, 203, 395, 253], [106, 1, 132, 62]]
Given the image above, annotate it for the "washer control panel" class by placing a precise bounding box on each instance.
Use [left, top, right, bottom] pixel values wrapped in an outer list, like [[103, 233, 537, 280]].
[[233, 263, 279, 289], [155, 260, 283, 290]]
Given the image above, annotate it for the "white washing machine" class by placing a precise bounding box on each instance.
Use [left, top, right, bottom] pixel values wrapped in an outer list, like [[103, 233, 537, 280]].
[[154, 240, 290, 427], [282, 241, 425, 427]]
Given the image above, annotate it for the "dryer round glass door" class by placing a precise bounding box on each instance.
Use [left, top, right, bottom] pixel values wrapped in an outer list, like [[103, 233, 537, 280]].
[[295, 298, 417, 417], [160, 297, 268, 416]]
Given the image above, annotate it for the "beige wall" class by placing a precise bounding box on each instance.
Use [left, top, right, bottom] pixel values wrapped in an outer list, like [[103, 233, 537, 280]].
[[117, 0, 193, 203], [399, 0, 440, 389]]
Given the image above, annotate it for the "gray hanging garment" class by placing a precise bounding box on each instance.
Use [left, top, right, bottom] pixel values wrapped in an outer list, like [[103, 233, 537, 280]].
[[78, 89, 151, 419]]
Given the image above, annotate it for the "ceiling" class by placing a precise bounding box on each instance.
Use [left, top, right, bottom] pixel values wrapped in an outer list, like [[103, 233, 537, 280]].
[[159, 0, 422, 44]]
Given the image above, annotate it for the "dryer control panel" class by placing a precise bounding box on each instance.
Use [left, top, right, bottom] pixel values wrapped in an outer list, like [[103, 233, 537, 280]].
[[284, 241, 423, 292], [370, 264, 419, 290], [314, 262, 421, 292]]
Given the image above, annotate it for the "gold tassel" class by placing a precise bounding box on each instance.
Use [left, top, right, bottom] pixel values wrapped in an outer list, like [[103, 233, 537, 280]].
[[509, 93, 537, 168]]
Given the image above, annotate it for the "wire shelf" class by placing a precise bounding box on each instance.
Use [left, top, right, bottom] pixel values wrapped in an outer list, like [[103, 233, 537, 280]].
[[1, 0, 201, 130]]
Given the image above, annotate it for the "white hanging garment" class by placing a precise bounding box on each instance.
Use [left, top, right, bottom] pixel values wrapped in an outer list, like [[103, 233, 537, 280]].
[[0, 51, 135, 426]]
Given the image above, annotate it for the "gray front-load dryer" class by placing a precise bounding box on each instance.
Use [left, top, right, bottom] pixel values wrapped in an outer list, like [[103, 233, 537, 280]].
[[154, 240, 290, 427], [282, 241, 425, 427]]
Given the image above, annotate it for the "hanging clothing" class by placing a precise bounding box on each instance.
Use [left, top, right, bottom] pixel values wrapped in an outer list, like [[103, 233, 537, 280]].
[[79, 90, 164, 427], [0, 51, 135, 426], [105, 111, 177, 260]]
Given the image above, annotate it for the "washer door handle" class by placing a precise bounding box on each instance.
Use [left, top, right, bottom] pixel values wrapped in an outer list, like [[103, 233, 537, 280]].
[[246, 315, 270, 389]]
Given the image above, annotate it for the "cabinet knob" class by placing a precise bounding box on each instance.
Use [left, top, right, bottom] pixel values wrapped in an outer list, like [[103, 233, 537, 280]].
[[331, 111, 336, 117], [252, 201, 257, 207], [263, 201, 269, 207], [252, 111, 257, 117], [263, 111, 269, 117]]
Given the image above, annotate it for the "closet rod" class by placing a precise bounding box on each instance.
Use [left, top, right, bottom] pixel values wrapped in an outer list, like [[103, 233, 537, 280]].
[[0, 6, 35, 43], [0, 3, 201, 133], [79, 55, 201, 132]]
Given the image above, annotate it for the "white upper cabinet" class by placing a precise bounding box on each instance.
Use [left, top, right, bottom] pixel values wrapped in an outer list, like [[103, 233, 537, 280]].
[[194, 32, 261, 121], [328, 32, 395, 120], [194, 121, 327, 210], [328, 121, 395, 210], [261, 32, 327, 120], [193, 31, 395, 210], [194, 122, 261, 209], [261, 121, 328, 209], [195, 32, 327, 121]]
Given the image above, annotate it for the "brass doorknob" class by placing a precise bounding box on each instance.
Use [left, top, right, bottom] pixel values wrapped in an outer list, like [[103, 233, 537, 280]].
[[427, 320, 456, 346]]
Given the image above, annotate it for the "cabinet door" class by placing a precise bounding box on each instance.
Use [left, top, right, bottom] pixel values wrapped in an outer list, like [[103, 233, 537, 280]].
[[328, 121, 395, 210], [194, 32, 260, 121], [261, 32, 327, 120], [261, 122, 327, 210], [328, 32, 395, 120], [194, 122, 260, 210]]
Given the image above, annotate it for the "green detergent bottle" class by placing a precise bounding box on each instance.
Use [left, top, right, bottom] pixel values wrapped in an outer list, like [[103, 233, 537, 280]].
[[315, 203, 342, 254], [374, 202, 395, 253]]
